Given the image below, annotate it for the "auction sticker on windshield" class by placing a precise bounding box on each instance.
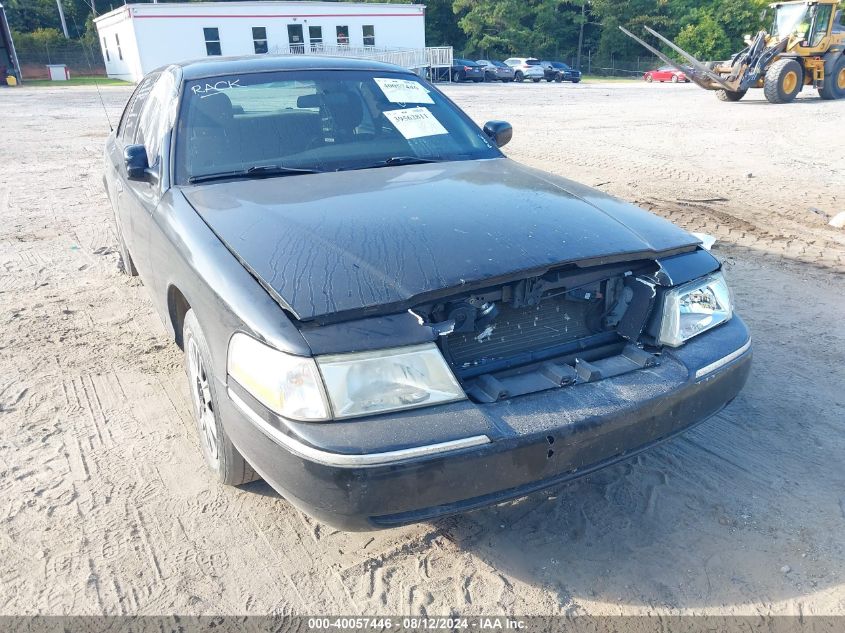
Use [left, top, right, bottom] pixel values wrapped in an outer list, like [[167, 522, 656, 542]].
[[383, 107, 448, 139], [374, 78, 434, 104]]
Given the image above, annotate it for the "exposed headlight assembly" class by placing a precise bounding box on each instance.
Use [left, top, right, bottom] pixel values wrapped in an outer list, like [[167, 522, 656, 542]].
[[228, 333, 330, 421], [228, 336, 465, 421], [657, 272, 733, 347]]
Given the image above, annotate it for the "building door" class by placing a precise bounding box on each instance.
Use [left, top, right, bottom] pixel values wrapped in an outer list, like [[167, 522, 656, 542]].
[[287, 24, 304, 54]]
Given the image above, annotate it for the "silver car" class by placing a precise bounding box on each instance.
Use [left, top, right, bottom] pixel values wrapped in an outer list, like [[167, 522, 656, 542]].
[[503, 57, 545, 82], [476, 59, 516, 82]]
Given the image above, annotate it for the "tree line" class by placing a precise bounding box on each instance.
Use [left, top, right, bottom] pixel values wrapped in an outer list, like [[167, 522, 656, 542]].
[[8, 0, 837, 68]]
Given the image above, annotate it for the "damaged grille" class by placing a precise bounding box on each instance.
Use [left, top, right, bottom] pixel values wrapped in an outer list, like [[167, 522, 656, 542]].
[[445, 296, 594, 370]]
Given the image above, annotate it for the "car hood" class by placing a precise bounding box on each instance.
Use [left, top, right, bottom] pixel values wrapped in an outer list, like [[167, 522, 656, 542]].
[[182, 158, 698, 322]]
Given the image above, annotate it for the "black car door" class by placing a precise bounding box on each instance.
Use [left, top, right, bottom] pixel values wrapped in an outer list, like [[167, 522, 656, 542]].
[[121, 70, 178, 281], [108, 72, 159, 275]]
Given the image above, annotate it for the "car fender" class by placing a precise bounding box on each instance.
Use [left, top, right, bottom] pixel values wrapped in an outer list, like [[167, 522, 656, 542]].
[[148, 189, 311, 382]]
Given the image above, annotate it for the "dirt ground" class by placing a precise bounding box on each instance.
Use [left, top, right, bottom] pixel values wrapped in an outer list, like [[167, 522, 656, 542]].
[[0, 80, 843, 617]]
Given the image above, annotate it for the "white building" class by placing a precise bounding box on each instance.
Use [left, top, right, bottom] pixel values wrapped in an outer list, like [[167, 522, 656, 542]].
[[94, 1, 427, 83]]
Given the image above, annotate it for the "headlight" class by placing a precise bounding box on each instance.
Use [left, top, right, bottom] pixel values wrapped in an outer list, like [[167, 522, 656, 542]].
[[657, 272, 733, 347], [317, 343, 465, 420], [228, 337, 465, 421], [228, 334, 329, 421]]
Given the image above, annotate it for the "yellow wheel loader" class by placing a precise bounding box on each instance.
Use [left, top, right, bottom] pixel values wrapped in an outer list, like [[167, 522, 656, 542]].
[[621, 0, 845, 103]]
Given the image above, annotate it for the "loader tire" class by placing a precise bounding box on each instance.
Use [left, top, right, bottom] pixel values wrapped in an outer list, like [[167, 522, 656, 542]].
[[716, 89, 747, 102], [764, 58, 803, 104], [819, 55, 845, 100]]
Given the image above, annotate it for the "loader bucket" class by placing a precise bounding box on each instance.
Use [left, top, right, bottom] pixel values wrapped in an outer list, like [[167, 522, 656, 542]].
[[619, 26, 734, 91]]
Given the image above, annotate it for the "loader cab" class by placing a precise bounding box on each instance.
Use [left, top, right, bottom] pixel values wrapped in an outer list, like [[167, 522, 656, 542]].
[[770, 1, 839, 50]]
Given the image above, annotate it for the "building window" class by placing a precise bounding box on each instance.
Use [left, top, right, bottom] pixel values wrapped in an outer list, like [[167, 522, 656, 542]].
[[309, 25, 323, 51], [336, 25, 349, 46], [102, 37, 110, 62], [362, 25, 375, 47], [252, 26, 268, 54], [204, 27, 221, 56], [115, 33, 123, 60]]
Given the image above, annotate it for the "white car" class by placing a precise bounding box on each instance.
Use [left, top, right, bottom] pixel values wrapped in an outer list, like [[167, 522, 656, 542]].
[[503, 57, 545, 82]]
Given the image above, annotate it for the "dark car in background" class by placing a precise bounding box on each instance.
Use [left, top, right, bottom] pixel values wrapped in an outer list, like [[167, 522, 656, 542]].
[[541, 61, 582, 83], [449, 58, 485, 82], [104, 55, 751, 530], [477, 59, 516, 82]]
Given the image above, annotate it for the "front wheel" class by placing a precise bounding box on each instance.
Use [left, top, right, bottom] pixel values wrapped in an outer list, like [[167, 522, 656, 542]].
[[764, 58, 803, 104], [183, 310, 258, 486], [671, 75, 679, 84], [532, 78, 541, 83], [715, 88, 748, 102], [514, 71, 524, 82], [645, 74, 653, 83]]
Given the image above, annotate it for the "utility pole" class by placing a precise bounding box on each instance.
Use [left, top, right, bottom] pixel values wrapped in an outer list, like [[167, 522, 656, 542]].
[[55, 0, 69, 38], [576, 0, 586, 71]]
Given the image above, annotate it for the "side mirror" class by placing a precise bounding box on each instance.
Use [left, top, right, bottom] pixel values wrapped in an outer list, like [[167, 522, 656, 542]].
[[483, 120, 513, 148], [124, 144, 152, 182]]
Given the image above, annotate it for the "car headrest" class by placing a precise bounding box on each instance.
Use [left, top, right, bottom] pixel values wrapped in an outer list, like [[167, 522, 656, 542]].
[[191, 91, 234, 127], [297, 91, 364, 130]]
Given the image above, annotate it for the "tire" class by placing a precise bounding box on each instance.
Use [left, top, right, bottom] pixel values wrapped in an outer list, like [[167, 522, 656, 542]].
[[764, 58, 803, 104], [472, 78, 483, 83], [671, 75, 679, 83], [183, 310, 258, 486], [514, 71, 524, 82], [113, 210, 138, 276], [715, 88, 747, 102], [554, 74, 563, 83], [451, 71, 463, 83], [819, 54, 845, 100], [572, 79, 581, 84], [645, 74, 653, 83], [532, 78, 541, 83]]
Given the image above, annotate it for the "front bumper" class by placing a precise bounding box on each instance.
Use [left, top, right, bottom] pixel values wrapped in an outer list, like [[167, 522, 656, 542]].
[[220, 316, 751, 530]]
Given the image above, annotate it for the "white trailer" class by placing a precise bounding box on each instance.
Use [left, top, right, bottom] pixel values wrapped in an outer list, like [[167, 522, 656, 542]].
[[94, 1, 427, 83]]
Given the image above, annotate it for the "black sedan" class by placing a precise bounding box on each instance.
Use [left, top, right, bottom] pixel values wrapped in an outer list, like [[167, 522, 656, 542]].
[[542, 61, 583, 83], [104, 56, 751, 530]]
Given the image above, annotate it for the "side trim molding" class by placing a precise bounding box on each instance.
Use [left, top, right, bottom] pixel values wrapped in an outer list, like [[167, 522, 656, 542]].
[[694, 339, 752, 379], [228, 389, 490, 468]]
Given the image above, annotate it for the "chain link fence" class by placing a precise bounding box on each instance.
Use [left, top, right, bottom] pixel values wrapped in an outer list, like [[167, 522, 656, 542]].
[[15, 40, 105, 80], [581, 54, 664, 78]]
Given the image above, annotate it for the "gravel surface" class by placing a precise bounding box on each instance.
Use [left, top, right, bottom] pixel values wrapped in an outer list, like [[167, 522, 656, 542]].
[[0, 80, 843, 616]]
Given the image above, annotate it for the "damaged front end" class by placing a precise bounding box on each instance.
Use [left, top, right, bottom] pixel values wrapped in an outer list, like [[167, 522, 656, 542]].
[[299, 248, 723, 405]]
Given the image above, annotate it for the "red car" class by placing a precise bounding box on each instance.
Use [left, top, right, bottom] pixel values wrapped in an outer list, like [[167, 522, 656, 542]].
[[644, 65, 690, 83]]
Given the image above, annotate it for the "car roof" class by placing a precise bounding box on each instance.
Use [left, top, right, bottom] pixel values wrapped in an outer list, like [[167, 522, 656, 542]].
[[160, 54, 411, 81]]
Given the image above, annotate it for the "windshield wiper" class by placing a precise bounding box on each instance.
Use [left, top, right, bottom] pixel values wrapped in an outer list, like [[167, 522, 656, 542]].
[[347, 156, 445, 171], [188, 165, 322, 184]]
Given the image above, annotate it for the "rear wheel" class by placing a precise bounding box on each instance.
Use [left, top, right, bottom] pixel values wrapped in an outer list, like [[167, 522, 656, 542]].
[[113, 211, 138, 276], [819, 55, 845, 100], [716, 88, 748, 102], [532, 78, 541, 83], [764, 58, 803, 104], [183, 310, 258, 486]]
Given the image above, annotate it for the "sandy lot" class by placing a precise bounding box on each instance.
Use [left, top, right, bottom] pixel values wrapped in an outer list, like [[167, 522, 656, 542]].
[[0, 80, 843, 617]]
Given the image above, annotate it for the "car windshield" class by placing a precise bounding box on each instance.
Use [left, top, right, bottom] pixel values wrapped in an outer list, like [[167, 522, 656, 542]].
[[554, 63, 570, 70], [176, 70, 501, 184]]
